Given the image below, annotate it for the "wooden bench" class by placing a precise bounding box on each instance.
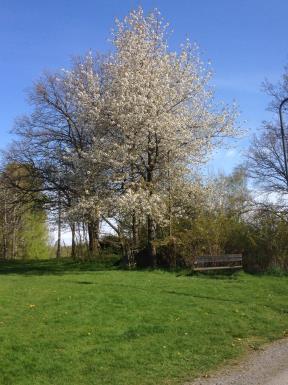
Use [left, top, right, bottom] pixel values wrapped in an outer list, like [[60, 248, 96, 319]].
[[193, 254, 243, 271]]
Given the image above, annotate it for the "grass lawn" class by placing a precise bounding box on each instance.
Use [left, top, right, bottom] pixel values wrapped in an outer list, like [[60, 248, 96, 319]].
[[0, 259, 287, 385]]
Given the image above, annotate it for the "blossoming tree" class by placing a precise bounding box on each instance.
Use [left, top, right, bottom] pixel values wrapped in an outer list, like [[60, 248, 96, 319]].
[[99, 8, 237, 263]]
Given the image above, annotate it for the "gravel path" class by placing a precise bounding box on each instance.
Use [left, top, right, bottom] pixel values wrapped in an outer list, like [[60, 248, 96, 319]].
[[185, 338, 288, 385]]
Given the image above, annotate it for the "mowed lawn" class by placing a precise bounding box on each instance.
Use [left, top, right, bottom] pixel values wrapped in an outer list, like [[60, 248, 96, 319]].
[[0, 260, 288, 385]]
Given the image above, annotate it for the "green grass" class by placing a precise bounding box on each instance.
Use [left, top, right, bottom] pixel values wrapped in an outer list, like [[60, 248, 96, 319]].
[[0, 259, 288, 385]]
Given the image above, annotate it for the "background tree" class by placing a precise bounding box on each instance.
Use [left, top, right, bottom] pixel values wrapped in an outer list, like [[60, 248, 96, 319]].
[[0, 164, 50, 259], [247, 64, 288, 194], [6, 54, 109, 259]]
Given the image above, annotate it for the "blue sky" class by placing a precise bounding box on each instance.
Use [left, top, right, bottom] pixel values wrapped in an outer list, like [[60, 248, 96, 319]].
[[1, 0, 288, 173]]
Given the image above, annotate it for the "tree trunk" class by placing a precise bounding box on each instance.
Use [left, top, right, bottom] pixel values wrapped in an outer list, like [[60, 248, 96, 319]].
[[56, 196, 61, 259], [87, 218, 100, 258], [2, 194, 7, 260], [71, 222, 76, 259], [11, 206, 17, 259], [147, 214, 156, 266], [146, 147, 157, 266], [167, 150, 173, 237], [120, 237, 130, 266], [12, 225, 16, 259], [132, 211, 139, 249]]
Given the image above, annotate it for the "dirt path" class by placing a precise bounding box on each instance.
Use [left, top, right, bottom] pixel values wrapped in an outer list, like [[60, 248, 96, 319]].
[[185, 338, 288, 385]]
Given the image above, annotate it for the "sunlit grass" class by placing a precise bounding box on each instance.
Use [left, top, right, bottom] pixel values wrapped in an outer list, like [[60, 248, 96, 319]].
[[0, 259, 287, 385]]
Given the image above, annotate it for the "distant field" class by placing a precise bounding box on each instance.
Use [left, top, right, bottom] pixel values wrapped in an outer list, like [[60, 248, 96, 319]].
[[0, 259, 287, 385]]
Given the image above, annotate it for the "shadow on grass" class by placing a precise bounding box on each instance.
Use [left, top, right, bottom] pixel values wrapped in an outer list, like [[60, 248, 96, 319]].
[[0, 258, 120, 276], [0, 258, 245, 279], [75, 280, 285, 313], [76, 280, 96, 285]]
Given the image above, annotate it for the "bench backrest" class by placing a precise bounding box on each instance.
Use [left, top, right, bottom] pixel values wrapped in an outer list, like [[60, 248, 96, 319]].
[[195, 254, 242, 264]]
